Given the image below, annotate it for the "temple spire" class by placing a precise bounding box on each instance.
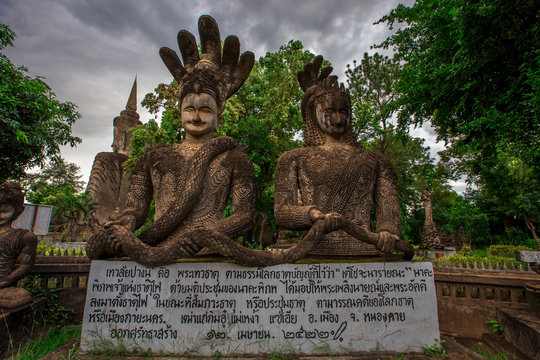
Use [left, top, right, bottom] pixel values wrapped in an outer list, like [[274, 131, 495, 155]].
[[125, 76, 137, 111]]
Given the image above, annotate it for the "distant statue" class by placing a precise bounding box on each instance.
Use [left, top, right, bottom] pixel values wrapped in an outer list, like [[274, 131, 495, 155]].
[[274, 56, 413, 258], [0, 182, 37, 310], [86, 78, 142, 225], [60, 209, 82, 242], [419, 185, 460, 250], [421, 185, 433, 224]]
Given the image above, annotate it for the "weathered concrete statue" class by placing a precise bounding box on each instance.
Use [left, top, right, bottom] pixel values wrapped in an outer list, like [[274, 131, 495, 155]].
[[0, 182, 37, 310], [87, 16, 259, 266], [87, 17, 351, 267], [274, 56, 413, 258], [86, 78, 142, 225]]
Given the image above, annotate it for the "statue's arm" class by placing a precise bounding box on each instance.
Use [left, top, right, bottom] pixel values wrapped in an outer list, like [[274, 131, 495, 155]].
[[0, 232, 37, 288], [274, 152, 318, 230], [120, 154, 153, 231], [210, 151, 256, 239], [374, 155, 402, 237]]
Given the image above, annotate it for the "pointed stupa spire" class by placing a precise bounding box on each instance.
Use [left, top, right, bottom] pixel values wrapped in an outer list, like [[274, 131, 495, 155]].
[[125, 76, 137, 112]]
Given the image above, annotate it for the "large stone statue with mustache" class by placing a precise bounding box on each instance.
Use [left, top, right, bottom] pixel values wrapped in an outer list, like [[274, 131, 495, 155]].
[[86, 16, 258, 265], [274, 56, 413, 258]]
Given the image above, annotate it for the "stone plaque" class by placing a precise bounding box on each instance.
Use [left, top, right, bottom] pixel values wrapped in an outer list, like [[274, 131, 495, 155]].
[[81, 261, 439, 356]]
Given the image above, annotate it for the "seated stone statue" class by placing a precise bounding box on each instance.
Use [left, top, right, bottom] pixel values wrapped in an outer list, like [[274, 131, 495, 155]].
[[0, 182, 37, 310], [274, 56, 413, 258], [87, 16, 259, 266]]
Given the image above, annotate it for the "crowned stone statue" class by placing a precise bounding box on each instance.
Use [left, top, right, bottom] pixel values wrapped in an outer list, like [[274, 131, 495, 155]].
[[86, 16, 259, 266], [274, 56, 413, 258]]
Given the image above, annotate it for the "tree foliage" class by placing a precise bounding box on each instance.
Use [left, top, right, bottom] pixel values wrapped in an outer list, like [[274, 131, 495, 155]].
[[376, 0, 540, 245], [22, 159, 92, 222], [0, 24, 81, 183]]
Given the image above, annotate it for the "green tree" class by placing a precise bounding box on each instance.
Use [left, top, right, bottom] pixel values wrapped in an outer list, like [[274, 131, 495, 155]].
[[376, 0, 540, 245], [134, 40, 319, 240], [346, 52, 455, 243], [22, 159, 92, 223], [346, 52, 401, 154], [0, 24, 81, 183]]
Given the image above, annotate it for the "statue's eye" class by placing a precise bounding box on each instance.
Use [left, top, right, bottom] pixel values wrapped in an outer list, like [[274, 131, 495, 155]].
[[183, 106, 195, 112], [200, 107, 214, 113]]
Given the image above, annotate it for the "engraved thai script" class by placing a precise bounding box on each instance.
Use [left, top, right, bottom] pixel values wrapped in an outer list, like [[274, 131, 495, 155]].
[[177, 269, 219, 280], [179, 310, 259, 325], [105, 265, 152, 278], [246, 296, 305, 311], [342, 266, 406, 279], [110, 326, 177, 340], [91, 278, 161, 295], [89, 294, 148, 310], [169, 281, 277, 295], [316, 296, 414, 309], [281, 322, 347, 341], [154, 295, 236, 309], [237, 330, 271, 340], [363, 312, 406, 323], [269, 309, 297, 324], [225, 265, 335, 281], [413, 268, 433, 277], [284, 280, 427, 294], [88, 312, 164, 324]]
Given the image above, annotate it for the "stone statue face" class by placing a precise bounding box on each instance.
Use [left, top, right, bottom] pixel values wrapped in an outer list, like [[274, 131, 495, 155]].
[[315, 93, 350, 137], [181, 93, 219, 137], [0, 204, 15, 227]]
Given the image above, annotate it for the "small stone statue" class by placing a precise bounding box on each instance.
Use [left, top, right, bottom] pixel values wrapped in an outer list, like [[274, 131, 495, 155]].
[[274, 56, 413, 258], [86, 78, 142, 225], [0, 182, 37, 310], [422, 185, 433, 224], [419, 185, 458, 250]]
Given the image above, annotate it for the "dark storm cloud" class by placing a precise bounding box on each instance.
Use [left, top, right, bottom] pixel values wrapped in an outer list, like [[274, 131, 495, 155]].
[[1, 0, 441, 189]]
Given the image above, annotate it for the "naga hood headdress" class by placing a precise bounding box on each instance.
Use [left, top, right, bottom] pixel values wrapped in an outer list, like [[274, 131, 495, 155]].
[[298, 55, 357, 146], [0, 182, 25, 221], [159, 15, 254, 113]]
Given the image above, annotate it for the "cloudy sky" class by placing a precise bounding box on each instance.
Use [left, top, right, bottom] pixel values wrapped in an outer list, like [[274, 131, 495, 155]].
[[0, 0, 462, 191]]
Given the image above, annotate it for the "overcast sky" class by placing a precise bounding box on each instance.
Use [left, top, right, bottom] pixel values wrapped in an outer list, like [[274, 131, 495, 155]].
[[0, 0, 463, 192]]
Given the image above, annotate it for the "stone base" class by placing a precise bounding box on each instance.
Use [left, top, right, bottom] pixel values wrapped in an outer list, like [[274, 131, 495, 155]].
[[81, 260, 439, 356], [497, 308, 540, 360]]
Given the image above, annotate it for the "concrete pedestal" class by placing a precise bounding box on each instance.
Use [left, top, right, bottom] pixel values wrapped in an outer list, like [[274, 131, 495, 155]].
[[81, 260, 440, 356]]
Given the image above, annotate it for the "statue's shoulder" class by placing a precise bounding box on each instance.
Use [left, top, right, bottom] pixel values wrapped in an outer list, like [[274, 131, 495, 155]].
[[93, 152, 128, 164], [20, 230, 37, 246], [358, 147, 393, 166], [277, 147, 310, 164]]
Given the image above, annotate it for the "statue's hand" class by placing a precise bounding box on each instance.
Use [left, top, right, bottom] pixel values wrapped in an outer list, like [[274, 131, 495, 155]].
[[309, 209, 343, 233], [104, 215, 136, 232], [0, 280, 10, 289], [323, 212, 343, 233], [377, 231, 398, 254], [308, 208, 325, 222]]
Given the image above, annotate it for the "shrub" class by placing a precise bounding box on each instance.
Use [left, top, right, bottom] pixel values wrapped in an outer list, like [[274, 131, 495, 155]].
[[488, 245, 532, 258]]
